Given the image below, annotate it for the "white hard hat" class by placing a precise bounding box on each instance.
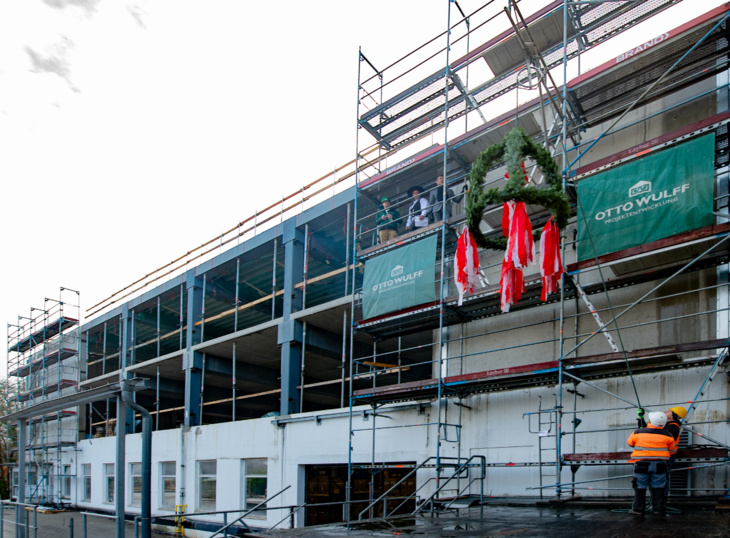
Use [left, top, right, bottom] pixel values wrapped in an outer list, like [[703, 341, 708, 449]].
[[648, 411, 667, 427]]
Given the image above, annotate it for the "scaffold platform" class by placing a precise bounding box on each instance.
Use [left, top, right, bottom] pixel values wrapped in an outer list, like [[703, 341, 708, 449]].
[[8, 347, 77, 378], [354, 338, 727, 404], [7, 317, 78, 354]]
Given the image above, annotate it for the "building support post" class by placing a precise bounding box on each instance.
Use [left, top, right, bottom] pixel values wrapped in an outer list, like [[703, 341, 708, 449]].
[[115, 396, 126, 538], [16, 419, 26, 538], [184, 271, 204, 427], [120, 305, 134, 430], [278, 222, 304, 415]]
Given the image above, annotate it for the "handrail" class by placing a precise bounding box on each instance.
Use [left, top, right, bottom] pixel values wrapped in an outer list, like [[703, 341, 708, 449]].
[[357, 458, 435, 520], [357, 456, 474, 520], [208, 484, 290, 538], [413, 455, 486, 516]]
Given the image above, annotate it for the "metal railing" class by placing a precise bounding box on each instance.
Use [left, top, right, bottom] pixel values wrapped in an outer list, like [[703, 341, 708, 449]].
[[0, 501, 37, 538], [357, 456, 486, 521]]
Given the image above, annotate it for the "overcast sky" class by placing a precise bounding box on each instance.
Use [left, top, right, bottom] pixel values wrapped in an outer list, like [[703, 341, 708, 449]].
[[1, 0, 725, 375]]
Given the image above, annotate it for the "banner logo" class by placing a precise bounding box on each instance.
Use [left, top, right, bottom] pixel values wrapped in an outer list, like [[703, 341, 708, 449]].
[[391, 265, 404, 278], [629, 180, 651, 197]]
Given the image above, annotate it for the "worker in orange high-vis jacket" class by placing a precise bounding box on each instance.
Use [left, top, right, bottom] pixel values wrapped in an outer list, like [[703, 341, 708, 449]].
[[663, 406, 687, 497], [626, 411, 674, 515]]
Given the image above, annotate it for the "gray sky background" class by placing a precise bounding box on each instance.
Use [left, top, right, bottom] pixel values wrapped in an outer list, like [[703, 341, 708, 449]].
[[1, 0, 724, 375]]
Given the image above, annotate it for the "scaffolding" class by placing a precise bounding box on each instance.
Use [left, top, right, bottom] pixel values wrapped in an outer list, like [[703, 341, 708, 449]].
[[345, 0, 730, 522], [6, 288, 80, 507]]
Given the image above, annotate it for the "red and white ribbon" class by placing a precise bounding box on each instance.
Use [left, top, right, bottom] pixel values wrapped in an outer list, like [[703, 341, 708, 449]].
[[454, 227, 481, 306], [539, 216, 564, 301], [500, 201, 534, 313]]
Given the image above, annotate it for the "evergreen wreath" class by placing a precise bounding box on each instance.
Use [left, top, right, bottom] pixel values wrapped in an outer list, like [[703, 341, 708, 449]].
[[465, 127, 570, 250]]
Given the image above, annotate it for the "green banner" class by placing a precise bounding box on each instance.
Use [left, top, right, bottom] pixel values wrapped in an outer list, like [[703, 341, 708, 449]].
[[362, 235, 437, 319], [577, 134, 715, 261]]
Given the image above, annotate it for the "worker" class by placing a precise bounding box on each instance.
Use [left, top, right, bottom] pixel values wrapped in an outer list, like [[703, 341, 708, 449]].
[[375, 197, 400, 244], [405, 186, 430, 231], [663, 406, 687, 496], [429, 175, 465, 223], [626, 411, 674, 515]]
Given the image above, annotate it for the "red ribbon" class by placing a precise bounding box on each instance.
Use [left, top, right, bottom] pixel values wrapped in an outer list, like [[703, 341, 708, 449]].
[[539, 216, 564, 301], [500, 201, 534, 313]]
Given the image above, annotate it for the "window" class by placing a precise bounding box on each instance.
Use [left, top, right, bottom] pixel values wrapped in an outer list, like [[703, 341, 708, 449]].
[[160, 462, 176, 510], [242, 459, 267, 519], [104, 464, 114, 504], [62, 465, 71, 499], [82, 464, 91, 502], [197, 460, 216, 511], [130, 463, 142, 507]]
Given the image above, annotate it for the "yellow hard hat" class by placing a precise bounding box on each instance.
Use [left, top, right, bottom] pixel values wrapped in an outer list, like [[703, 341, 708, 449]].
[[670, 406, 687, 419]]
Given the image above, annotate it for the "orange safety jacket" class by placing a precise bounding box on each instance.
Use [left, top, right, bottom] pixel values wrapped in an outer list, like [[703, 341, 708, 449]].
[[665, 419, 682, 455], [627, 424, 674, 462]]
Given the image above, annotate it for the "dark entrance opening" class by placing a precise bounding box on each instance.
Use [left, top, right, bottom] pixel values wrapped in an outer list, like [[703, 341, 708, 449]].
[[305, 463, 416, 526]]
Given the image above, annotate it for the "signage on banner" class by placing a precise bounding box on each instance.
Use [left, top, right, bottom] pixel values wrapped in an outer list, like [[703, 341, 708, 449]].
[[576, 134, 715, 261], [361, 236, 437, 320]]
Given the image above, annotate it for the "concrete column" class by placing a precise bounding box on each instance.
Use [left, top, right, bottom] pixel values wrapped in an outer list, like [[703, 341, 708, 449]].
[[184, 271, 204, 427], [278, 222, 304, 415]]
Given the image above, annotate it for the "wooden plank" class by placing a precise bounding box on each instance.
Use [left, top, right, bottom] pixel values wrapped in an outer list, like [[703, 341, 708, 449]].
[[564, 448, 728, 461], [565, 339, 728, 366], [445, 361, 559, 384]]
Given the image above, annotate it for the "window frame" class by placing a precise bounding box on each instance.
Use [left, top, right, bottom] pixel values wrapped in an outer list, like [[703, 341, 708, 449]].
[[159, 462, 176, 511], [241, 458, 268, 520], [129, 463, 142, 507], [81, 464, 91, 502], [197, 460, 217, 512], [103, 463, 115, 504], [62, 464, 71, 499]]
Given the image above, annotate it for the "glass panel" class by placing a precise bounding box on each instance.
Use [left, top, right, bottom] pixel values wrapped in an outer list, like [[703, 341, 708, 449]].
[[131, 477, 142, 507], [83, 464, 91, 477], [131, 463, 142, 476], [245, 477, 267, 509], [246, 459, 267, 476], [199, 461, 216, 475], [162, 477, 176, 509], [199, 477, 216, 511], [106, 477, 115, 503], [104, 463, 114, 476], [83, 477, 91, 501], [161, 462, 176, 476]]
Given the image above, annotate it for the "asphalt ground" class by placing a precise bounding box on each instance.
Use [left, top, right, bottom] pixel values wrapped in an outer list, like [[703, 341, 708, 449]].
[[0, 509, 170, 538], [262, 505, 730, 538]]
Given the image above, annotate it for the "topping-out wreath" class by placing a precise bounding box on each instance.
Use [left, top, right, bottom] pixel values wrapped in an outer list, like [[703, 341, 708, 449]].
[[455, 128, 570, 312]]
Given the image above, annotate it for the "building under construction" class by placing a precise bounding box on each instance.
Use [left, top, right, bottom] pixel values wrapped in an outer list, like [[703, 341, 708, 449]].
[[4, 0, 730, 535]]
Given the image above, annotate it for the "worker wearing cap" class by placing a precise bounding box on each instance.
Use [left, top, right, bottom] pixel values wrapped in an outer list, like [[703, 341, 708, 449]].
[[626, 411, 674, 515], [663, 406, 687, 497], [405, 186, 430, 231], [375, 197, 400, 244]]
